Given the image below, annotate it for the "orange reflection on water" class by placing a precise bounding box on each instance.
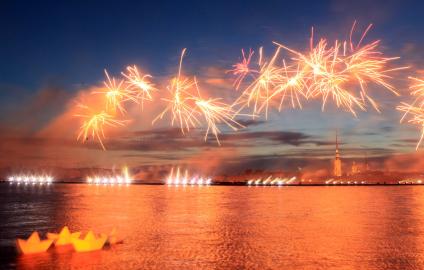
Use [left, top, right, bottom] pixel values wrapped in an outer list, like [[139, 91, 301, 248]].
[[6, 184, 424, 269]]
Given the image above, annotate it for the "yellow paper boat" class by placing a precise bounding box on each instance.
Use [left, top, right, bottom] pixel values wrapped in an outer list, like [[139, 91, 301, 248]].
[[16, 232, 53, 255], [47, 226, 81, 246], [107, 228, 123, 245], [71, 231, 107, 252]]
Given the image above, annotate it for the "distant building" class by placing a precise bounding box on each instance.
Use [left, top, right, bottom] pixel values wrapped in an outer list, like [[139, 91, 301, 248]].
[[333, 133, 342, 177], [351, 161, 360, 175], [350, 152, 370, 176]]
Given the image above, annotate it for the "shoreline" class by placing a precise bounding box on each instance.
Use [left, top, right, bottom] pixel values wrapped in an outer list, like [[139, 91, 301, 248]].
[[2, 181, 424, 187]]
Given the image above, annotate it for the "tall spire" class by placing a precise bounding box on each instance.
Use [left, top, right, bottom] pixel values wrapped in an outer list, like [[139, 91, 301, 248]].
[[333, 130, 342, 177], [336, 130, 338, 150], [335, 130, 340, 158]]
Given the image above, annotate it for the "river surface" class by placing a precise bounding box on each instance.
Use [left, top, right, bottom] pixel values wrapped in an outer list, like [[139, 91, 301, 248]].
[[1, 183, 424, 269]]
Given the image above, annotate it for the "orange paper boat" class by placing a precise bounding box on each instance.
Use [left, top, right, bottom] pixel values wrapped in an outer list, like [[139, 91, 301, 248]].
[[47, 226, 81, 246], [16, 232, 54, 255], [71, 231, 107, 252]]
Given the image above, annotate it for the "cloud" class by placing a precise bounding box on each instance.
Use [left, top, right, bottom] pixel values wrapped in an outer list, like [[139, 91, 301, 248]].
[[383, 151, 424, 172], [82, 129, 333, 154], [218, 130, 333, 147], [0, 84, 71, 134], [236, 119, 266, 128]]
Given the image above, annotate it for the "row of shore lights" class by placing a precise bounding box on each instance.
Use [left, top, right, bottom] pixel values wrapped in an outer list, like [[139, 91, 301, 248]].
[[247, 177, 297, 186], [86, 175, 132, 185], [325, 179, 368, 185], [86, 167, 132, 185], [8, 175, 54, 185], [398, 179, 423, 184], [165, 167, 212, 186]]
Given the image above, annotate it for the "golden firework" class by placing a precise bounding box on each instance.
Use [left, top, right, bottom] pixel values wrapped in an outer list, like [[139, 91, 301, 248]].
[[75, 104, 127, 150], [272, 22, 407, 116], [154, 49, 245, 144], [93, 70, 137, 115], [153, 48, 200, 133], [194, 96, 244, 144], [397, 77, 424, 150], [266, 60, 307, 111], [227, 48, 257, 90], [233, 47, 286, 118], [121, 65, 156, 109]]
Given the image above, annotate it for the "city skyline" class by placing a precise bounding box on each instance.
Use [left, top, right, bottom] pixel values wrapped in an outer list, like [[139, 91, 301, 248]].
[[1, 0, 423, 176]]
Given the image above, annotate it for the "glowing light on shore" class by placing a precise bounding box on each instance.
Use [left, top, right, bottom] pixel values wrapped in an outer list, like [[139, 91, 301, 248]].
[[247, 176, 297, 186], [7, 174, 53, 185], [165, 167, 212, 186], [325, 179, 371, 185], [325, 179, 334, 184], [399, 179, 424, 184], [86, 166, 132, 185]]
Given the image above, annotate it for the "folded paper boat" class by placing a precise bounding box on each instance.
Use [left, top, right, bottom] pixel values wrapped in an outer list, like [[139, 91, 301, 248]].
[[47, 226, 81, 246], [71, 231, 107, 252], [16, 232, 54, 255]]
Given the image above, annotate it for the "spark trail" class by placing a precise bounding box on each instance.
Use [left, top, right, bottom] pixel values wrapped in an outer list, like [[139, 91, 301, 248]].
[[75, 104, 127, 150], [397, 77, 424, 149]]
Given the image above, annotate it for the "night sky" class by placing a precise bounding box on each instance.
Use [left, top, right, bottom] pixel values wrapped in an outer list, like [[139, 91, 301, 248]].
[[1, 0, 424, 175]]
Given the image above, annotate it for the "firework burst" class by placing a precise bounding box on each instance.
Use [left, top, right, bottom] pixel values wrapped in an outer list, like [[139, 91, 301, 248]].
[[93, 70, 137, 114], [71, 22, 409, 150], [408, 77, 424, 101], [227, 48, 257, 90], [397, 77, 424, 150], [271, 22, 407, 116], [194, 97, 244, 144], [340, 22, 407, 112], [233, 47, 289, 118], [153, 48, 200, 133], [75, 104, 127, 150], [266, 61, 307, 111], [154, 49, 245, 144], [121, 65, 156, 110]]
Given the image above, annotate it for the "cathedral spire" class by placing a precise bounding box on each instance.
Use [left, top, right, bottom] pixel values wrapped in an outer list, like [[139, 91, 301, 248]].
[[333, 131, 342, 177], [336, 131, 339, 155]]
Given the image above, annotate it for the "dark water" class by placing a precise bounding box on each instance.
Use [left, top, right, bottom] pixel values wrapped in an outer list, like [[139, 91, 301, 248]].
[[1, 183, 424, 269]]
